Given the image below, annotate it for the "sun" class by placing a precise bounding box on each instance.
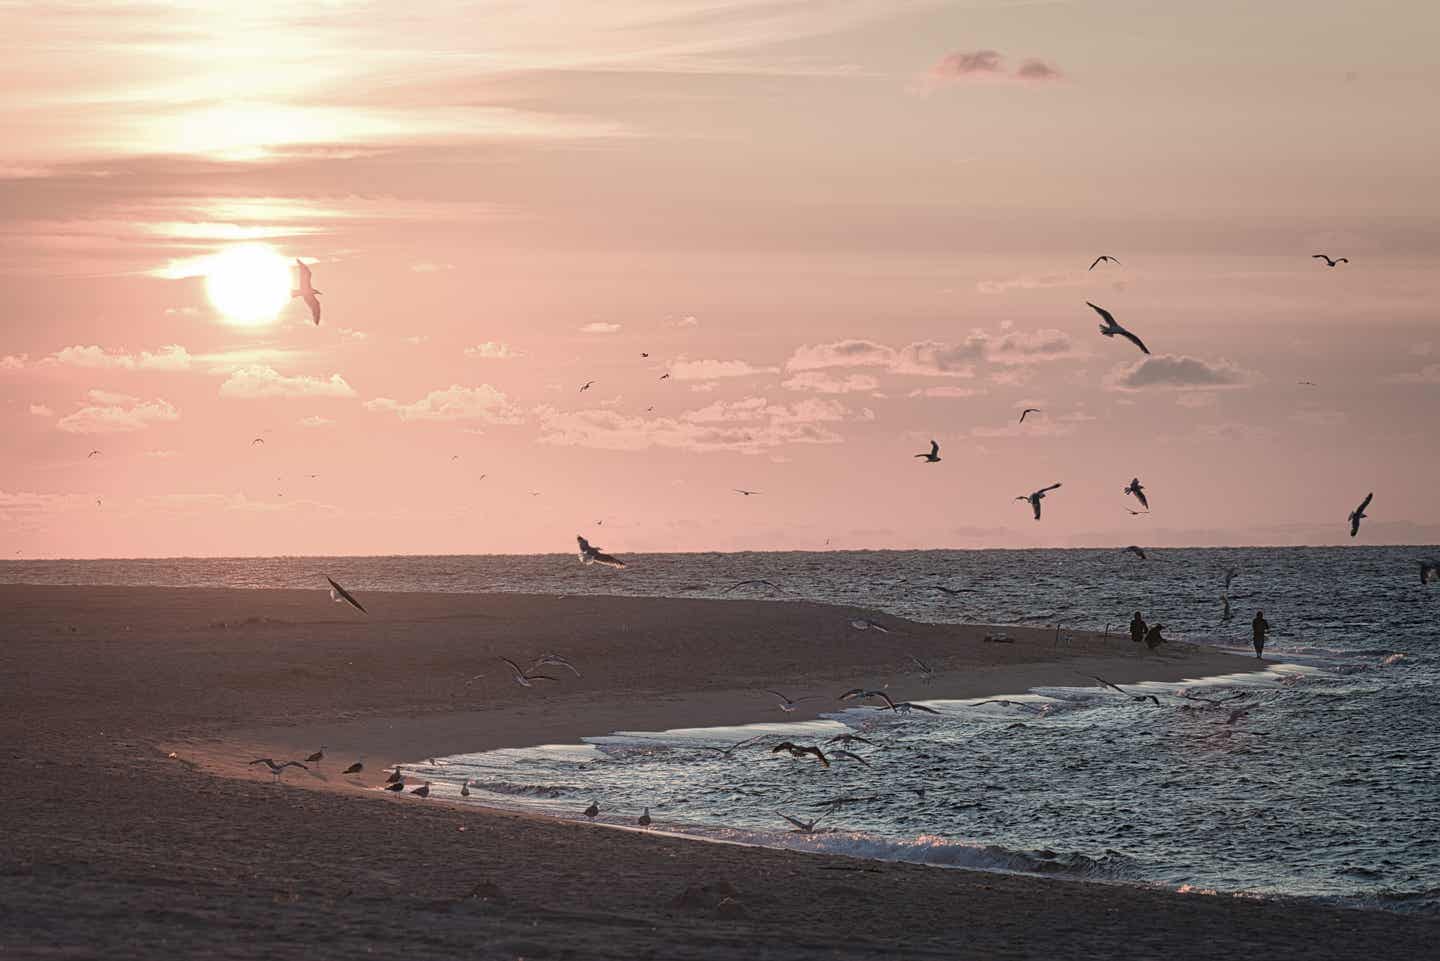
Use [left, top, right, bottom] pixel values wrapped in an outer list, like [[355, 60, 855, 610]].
[[204, 244, 294, 325]]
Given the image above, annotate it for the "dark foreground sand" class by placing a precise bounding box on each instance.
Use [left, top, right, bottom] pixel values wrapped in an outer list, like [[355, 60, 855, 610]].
[[2, 584, 1434, 960]]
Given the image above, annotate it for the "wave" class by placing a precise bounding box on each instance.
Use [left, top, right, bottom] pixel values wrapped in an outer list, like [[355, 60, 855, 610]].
[[465, 780, 581, 800]]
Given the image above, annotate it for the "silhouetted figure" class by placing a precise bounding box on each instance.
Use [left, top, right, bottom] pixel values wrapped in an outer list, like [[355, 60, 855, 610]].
[[1144, 624, 1166, 652], [1129, 611, 1147, 644], [1252, 610, 1270, 660]]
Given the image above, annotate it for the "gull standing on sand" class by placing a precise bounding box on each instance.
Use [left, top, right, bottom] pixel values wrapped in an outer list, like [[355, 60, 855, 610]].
[[325, 576, 367, 615], [584, 801, 600, 820], [1087, 302, 1150, 354], [501, 656, 557, 688], [576, 535, 625, 569], [766, 690, 820, 713], [638, 807, 652, 827], [342, 759, 364, 775], [1017, 483, 1062, 521], [410, 782, 431, 798], [305, 746, 325, 767], [1089, 255, 1121, 271], [914, 440, 941, 463], [387, 766, 404, 783], [1123, 477, 1149, 511], [292, 259, 322, 324], [771, 742, 830, 767], [1348, 493, 1373, 537], [249, 758, 308, 782]]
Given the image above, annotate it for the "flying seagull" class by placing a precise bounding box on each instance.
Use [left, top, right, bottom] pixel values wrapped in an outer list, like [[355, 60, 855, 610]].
[[829, 749, 872, 767], [659, 373, 670, 380], [733, 489, 761, 496], [576, 535, 625, 568], [1123, 477, 1149, 510], [341, 759, 364, 775], [914, 440, 941, 463], [700, 734, 770, 757], [1123, 545, 1148, 560], [1420, 560, 1440, 585], [1019, 408, 1041, 423], [251, 437, 265, 446], [1180, 690, 1249, 707], [724, 578, 786, 594], [325, 576, 367, 615], [777, 811, 829, 833], [766, 690, 819, 713], [1348, 493, 1373, 537], [1086, 674, 1162, 706], [838, 689, 897, 711], [249, 758, 308, 782], [1312, 254, 1349, 267], [1017, 483, 1062, 521], [849, 618, 890, 633], [1089, 255, 1121, 271], [500, 656, 557, 688], [1087, 302, 1150, 354], [292, 259, 322, 325], [891, 701, 941, 715], [825, 733, 877, 748], [580, 381, 595, 392], [530, 653, 581, 677], [87, 449, 102, 458], [770, 742, 830, 767], [640, 352, 649, 358]]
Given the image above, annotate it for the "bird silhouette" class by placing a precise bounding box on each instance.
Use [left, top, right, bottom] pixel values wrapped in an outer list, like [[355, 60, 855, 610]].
[[1089, 255, 1121, 270], [1312, 254, 1349, 268], [1348, 492, 1373, 537], [291, 259, 322, 324], [1087, 302, 1149, 354], [914, 439, 941, 463]]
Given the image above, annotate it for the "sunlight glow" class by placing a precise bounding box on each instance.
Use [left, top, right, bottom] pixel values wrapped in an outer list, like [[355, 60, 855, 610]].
[[204, 244, 293, 325]]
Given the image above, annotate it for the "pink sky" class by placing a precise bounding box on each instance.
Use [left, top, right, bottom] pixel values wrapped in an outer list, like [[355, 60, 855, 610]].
[[2, 1, 1438, 557]]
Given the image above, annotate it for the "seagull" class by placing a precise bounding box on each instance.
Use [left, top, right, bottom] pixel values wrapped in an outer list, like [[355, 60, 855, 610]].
[[1419, 560, 1440, 584], [891, 701, 940, 715], [640, 352, 650, 358], [530, 653, 581, 677], [87, 449, 102, 458], [638, 807, 651, 827], [1126, 508, 1150, 516], [1298, 381, 1317, 387], [501, 656, 557, 688], [410, 781, 431, 798], [1089, 255, 1121, 271], [659, 373, 670, 380], [386, 766, 404, 783], [924, 584, 967, 596], [251, 437, 265, 446], [1123, 477, 1149, 510], [1017, 483, 1062, 521], [766, 690, 819, 713], [1348, 492, 1373, 537], [733, 489, 761, 496], [1223, 566, 1239, 592], [1123, 545, 1148, 560], [700, 735, 770, 757], [777, 811, 829, 833], [1180, 690, 1249, 707], [829, 749, 872, 767], [723, 578, 786, 594], [909, 655, 935, 680], [849, 618, 890, 633], [292, 259, 322, 324], [584, 801, 599, 820], [839, 689, 897, 711], [384, 780, 405, 792], [461, 780, 471, 797], [1312, 254, 1349, 268], [1086, 674, 1162, 706], [249, 758, 308, 782], [576, 535, 625, 569], [305, 746, 326, 767], [580, 381, 595, 392], [825, 733, 877, 748], [1019, 408, 1041, 423], [325, 576, 367, 615], [341, 759, 364, 775], [770, 742, 830, 767], [914, 440, 941, 463], [1087, 302, 1150, 354], [971, 699, 1039, 712]]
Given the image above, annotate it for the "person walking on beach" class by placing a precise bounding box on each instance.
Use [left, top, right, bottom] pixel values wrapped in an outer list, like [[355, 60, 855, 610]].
[[1129, 611, 1147, 644], [1252, 610, 1270, 660], [1144, 623, 1166, 652]]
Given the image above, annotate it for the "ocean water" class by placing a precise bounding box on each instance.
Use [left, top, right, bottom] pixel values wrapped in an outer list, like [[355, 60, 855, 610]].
[[4, 547, 1438, 912]]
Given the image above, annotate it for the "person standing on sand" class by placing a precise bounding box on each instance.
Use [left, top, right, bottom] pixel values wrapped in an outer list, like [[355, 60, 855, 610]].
[[1252, 610, 1270, 660], [1129, 611, 1147, 644], [1144, 624, 1166, 652]]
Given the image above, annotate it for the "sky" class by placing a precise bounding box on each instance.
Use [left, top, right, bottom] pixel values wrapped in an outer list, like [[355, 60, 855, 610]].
[[2, 0, 1438, 558]]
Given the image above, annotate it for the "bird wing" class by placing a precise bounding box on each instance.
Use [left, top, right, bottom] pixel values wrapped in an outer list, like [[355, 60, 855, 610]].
[[282, 761, 309, 770], [589, 551, 625, 568], [1311, 254, 1327, 261], [1087, 674, 1129, 697], [304, 293, 320, 325], [766, 690, 794, 704], [1135, 490, 1149, 509], [776, 812, 810, 830], [929, 440, 939, 457], [325, 576, 367, 614], [1337, 258, 1348, 264], [249, 758, 276, 766], [296, 259, 311, 285], [1085, 301, 1115, 328], [1089, 256, 1104, 271], [1039, 483, 1062, 494], [869, 690, 898, 710], [1118, 327, 1150, 354], [1356, 492, 1373, 513], [804, 747, 830, 767], [500, 657, 525, 679], [770, 742, 798, 754]]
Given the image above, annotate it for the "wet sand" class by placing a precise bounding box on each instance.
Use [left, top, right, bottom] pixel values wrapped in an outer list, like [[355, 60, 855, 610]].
[[2, 584, 1433, 959]]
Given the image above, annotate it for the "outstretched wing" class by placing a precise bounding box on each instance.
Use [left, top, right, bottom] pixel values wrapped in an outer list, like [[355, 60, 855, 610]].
[[1134, 488, 1149, 509], [304, 292, 321, 325], [1356, 492, 1374, 514], [589, 550, 626, 569], [325, 576, 367, 614], [1119, 328, 1150, 354], [1089, 256, 1104, 271], [776, 812, 810, 831], [1085, 301, 1115, 328], [1087, 674, 1129, 697], [296, 259, 311, 286], [929, 440, 939, 458]]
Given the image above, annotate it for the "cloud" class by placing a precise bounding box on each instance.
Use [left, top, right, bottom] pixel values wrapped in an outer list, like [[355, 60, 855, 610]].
[[1175, 392, 1218, 409], [2, 354, 27, 369], [57, 390, 179, 434], [1388, 364, 1440, 384], [51, 344, 193, 371], [671, 315, 700, 328], [1106, 355, 1253, 391], [537, 396, 850, 453], [336, 327, 367, 341], [787, 331, 1070, 381], [297, 415, 333, 428], [143, 449, 179, 458], [669, 358, 778, 380], [782, 372, 880, 394], [580, 322, 622, 334], [1016, 59, 1063, 82], [365, 384, 522, 423], [921, 50, 1063, 90], [906, 385, 983, 398], [410, 262, 455, 273], [986, 329, 1078, 365], [786, 339, 897, 371], [465, 342, 525, 360], [28, 403, 53, 416], [219, 366, 356, 399], [976, 274, 1076, 295], [931, 49, 1004, 79], [405, 335, 430, 345]]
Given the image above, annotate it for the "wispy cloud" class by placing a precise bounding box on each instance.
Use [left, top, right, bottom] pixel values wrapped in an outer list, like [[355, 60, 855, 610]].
[[537, 395, 850, 453], [782, 372, 880, 394], [465, 342, 525, 360], [907, 385, 983, 398], [579, 322, 623, 334], [28, 403, 53, 416], [297, 415, 333, 428], [219, 366, 356, 399], [1106, 355, 1254, 391], [365, 384, 522, 423], [669, 358, 778, 380], [1388, 364, 1440, 384], [51, 344, 193, 371], [57, 390, 179, 434], [918, 49, 1064, 92]]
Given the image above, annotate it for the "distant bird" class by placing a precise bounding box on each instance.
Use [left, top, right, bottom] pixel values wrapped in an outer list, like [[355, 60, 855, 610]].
[[580, 381, 595, 392], [305, 746, 326, 766], [1087, 302, 1150, 354], [1123, 477, 1149, 511], [387, 766, 404, 783], [770, 742, 830, 767], [341, 759, 364, 775], [839, 689, 897, 711], [914, 440, 941, 463], [451, 454, 460, 461], [849, 618, 890, 633], [640, 352, 649, 358], [292, 259, 322, 324], [410, 781, 431, 798], [87, 449, 102, 458], [384, 780, 405, 792], [1123, 546, 1148, 560], [1312, 254, 1348, 268], [249, 758, 307, 782], [825, 733, 876, 748], [724, 578, 786, 594], [638, 807, 652, 827], [777, 811, 828, 833], [530, 653, 581, 677], [659, 373, 670, 380], [1017, 483, 1062, 521], [892, 701, 940, 715], [733, 489, 761, 496], [584, 801, 600, 820], [1126, 508, 1150, 516], [576, 535, 625, 569], [924, 584, 967, 596], [1225, 707, 1253, 725], [766, 690, 819, 713], [829, 749, 871, 767], [700, 735, 769, 757], [251, 437, 265, 446], [1420, 560, 1440, 585], [1223, 566, 1239, 592], [1181, 690, 1249, 707], [325, 576, 367, 615], [1348, 493, 1373, 537], [909, 655, 935, 680], [971, 699, 1039, 712], [1298, 381, 1317, 387], [501, 656, 556, 688], [1089, 255, 1121, 271], [1019, 408, 1041, 423], [1086, 674, 1161, 706], [461, 780, 471, 797]]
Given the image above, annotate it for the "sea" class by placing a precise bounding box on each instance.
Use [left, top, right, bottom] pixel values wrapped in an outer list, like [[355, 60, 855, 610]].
[[4, 546, 1437, 914]]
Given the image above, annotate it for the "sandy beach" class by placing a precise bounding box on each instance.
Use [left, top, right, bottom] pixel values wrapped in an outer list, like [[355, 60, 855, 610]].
[[3, 583, 1434, 959]]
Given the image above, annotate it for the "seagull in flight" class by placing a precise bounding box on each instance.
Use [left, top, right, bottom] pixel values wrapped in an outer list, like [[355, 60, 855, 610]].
[[776, 811, 830, 833], [640, 352, 649, 358], [291, 259, 322, 325], [1019, 408, 1041, 423], [87, 449, 102, 458], [1298, 381, 1317, 387], [766, 690, 820, 713], [1087, 302, 1150, 354], [849, 618, 890, 633], [733, 489, 761, 496], [576, 534, 625, 568], [770, 742, 830, 767], [1312, 254, 1349, 268], [1419, 560, 1440, 585], [909, 655, 935, 680], [1180, 690, 1250, 707], [249, 758, 308, 782], [530, 653, 581, 677], [829, 750, 871, 767], [724, 578, 786, 594], [1089, 255, 1121, 271], [1123, 545, 1148, 560], [1348, 493, 1373, 537], [839, 689, 897, 711], [579, 381, 595, 392], [1123, 477, 1149, 511], [325, 576, 367, 615], [914, 440, 941, 463], [825, 733, 877, 748], [251, 437, 265, 446], [659, 373, 670, 380], [700, 734, 770, 757], [1086, 674, 1162, 706], [1017, 483, 1062, 521], [891, 701, 941, 715], [501, 656, 557, 688]]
